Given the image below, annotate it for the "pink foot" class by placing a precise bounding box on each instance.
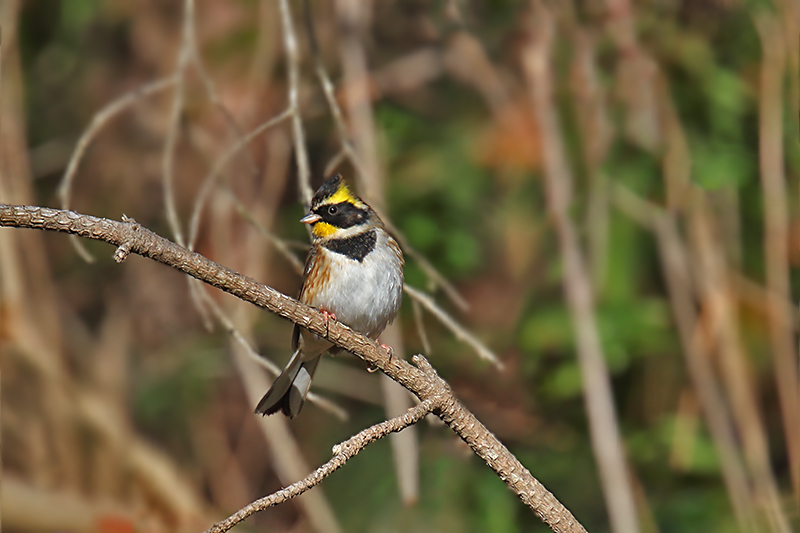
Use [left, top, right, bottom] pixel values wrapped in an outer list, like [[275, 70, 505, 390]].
[[320, 308, 337, 325], [367, 344, 394, 373], [320, 308, 336, 337], [380, 343, 394, 363]]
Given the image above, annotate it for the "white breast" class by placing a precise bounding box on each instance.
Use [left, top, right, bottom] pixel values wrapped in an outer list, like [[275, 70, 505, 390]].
[[309, 231, 403, 339]]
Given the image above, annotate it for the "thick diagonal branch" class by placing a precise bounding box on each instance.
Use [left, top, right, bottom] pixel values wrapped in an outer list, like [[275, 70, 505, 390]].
[[0, 204, 587, 533]]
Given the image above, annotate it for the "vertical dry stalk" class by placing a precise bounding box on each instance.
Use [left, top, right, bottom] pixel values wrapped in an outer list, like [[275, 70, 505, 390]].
[[569, 30, 612, 288], [278, 0, 313, 207], [161, 0, 195, 247], [334, 0, 383, 206], [649, 75, 759, 529], [522, 6, 640, 533], [614, 184, 758, 532], [656, 213, 757, 533], [0, 0, 85, 495], [332, 0, 419, 503], [754, 13, 800, 496], [379, 328, 420, 506], [688, 197, 791, 533]]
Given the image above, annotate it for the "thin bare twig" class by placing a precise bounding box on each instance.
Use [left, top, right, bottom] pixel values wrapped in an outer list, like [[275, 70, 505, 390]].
[[688, 198, 791, 533], [410, 295, 432, 355], [162, 0, 195, 246], [404, 285, 501, 368], [382, 214, 470, 312], [278, 0, 313, 207], [221, 185, 305, 274], [187, 108, 292, 251], [187, 28, 261, 179], [58, 75, 177, 262], [329, 0, 420, 505], [205, 400, 435, 532]]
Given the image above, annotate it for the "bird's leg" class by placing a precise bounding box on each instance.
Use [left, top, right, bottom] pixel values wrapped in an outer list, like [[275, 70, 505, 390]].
[[320, 308, 336, 338], [380, 343, 394, 363], [367, 343, 394, 374], [366, 344, 393, 373]]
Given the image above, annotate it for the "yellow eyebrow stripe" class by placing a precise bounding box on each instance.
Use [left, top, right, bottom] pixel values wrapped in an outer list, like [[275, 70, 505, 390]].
[[327, 183, 365, 208]]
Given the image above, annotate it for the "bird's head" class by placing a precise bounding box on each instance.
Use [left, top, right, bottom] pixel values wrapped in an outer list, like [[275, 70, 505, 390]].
[[300, 174, 374, 240]]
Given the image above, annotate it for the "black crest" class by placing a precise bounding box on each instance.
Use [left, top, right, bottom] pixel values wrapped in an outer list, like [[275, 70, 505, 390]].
[[312, 174, 344, 206]]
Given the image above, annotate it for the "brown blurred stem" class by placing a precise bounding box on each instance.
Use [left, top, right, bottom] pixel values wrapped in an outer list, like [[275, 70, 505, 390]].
[[754, 12, 800, 497], [689, 198, 791, 533], [205, 400, 435, 532], [278, 0, 313, 208], [0, 204, 587, 533], [522, 5, 640, 533], [161, 0, 195, 247], [613, 184, 758, 532]]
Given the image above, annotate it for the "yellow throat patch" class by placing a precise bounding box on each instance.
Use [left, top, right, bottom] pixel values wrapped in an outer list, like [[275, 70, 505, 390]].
[[312, 221, 338, 238]]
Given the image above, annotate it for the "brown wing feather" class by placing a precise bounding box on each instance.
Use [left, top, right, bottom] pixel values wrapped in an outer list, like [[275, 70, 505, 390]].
[[298, 244, 330, 306], [294, 244, 339, 354]]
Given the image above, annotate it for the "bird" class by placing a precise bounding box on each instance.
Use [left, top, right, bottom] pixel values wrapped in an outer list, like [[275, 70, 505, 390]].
[[255, 174, 404, 418]]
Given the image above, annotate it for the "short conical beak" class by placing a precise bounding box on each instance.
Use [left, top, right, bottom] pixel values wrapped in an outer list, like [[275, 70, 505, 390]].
[[300, 212, 321, 224]]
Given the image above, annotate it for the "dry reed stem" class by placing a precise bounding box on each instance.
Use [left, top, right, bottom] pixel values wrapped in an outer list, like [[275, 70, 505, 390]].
[[278, 0, 312, 207], [754, 12, 800, 497], [688, 197, 791, 533], [334, 0, 383, 204], [378, 325, 420, 506], [0, 18, 4, 533], [3, 476, 134, 532], [612, 184, 758, 533], [187, 28, 260, 179], [226, 302, 343, 533], [305, 15, 488, 509], [0, 204, 588, 533], [522, 5, 640, 533], [161, 0, 195, 247], [332, 0, 418, 503], [178, 3, 341, 524]]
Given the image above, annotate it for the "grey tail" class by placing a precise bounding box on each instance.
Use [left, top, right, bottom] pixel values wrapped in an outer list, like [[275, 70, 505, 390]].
[[255, 350, 322, 418]]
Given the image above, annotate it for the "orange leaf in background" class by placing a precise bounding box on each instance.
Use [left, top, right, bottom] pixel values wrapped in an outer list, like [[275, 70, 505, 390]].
[[96, 516, 135, 533], [476, 98, 541, 176]]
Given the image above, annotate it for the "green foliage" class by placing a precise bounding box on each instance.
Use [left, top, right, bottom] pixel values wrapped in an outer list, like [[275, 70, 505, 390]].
[[380, 104, 490, 280], [133, 341, 223, 447]]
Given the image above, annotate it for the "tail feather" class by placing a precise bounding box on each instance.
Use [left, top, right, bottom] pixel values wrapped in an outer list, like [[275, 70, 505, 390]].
[[255, 350, 322, 418]]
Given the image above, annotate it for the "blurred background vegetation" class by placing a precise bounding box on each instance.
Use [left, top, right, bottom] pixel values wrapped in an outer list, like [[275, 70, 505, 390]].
[[1, 0, 799, 532]]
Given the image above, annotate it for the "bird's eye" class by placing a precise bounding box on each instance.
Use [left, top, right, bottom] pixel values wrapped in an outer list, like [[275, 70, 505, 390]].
[[328, 205, 338, 215]]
